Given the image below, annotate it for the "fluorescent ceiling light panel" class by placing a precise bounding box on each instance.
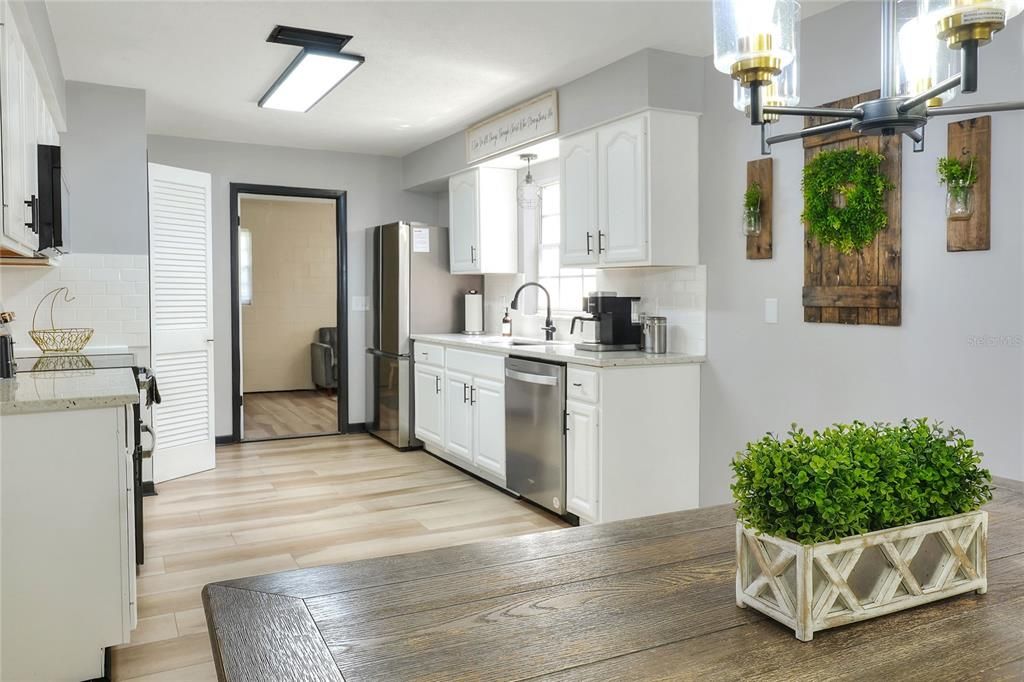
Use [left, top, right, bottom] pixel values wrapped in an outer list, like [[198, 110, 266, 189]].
[[259, 50, 364, 112]]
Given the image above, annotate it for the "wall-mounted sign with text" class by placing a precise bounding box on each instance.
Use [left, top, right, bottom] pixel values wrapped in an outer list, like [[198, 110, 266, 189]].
[[465, 90, 559, 164]]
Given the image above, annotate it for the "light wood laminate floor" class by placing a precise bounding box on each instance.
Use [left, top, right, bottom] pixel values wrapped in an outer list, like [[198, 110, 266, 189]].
[[243, 390, 338, 440], [114, 434, 567, 681]]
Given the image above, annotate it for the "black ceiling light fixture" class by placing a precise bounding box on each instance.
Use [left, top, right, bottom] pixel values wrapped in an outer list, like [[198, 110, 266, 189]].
[[258, 25, 365, 112]]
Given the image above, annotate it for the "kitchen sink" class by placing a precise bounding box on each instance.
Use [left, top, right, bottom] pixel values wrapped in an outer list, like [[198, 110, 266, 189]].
[[480, 337, 568, 347]]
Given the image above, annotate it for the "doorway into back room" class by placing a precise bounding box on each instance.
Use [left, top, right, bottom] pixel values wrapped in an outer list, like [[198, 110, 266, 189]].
[[236, 193, 341, 440]]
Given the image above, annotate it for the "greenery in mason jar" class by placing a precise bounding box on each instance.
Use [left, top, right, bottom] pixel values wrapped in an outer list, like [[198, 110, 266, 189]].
[[744, 181, 762, 216], [802, 148, 894, 253], [731, 419, 992, 545], [937, 155, 978, 204]]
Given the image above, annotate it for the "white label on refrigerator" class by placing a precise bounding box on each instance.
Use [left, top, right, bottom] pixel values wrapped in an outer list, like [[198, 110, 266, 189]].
[[412, 227, 430, 253]]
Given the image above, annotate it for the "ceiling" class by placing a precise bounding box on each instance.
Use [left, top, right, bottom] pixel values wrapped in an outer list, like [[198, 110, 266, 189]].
[[46, 1, 843, 158]]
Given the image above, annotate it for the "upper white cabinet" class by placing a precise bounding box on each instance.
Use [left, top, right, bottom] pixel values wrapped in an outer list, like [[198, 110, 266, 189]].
[[1, 6, 59, 257], [448, 167, 518, 274], [560, 110, 699, 268]]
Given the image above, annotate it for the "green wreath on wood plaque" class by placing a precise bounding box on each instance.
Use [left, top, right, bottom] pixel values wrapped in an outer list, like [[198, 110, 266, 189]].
[[802, 148, 895, 254]]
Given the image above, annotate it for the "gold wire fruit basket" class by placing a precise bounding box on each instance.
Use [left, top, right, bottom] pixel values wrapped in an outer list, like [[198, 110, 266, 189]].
[[28, 287, 94, 353]]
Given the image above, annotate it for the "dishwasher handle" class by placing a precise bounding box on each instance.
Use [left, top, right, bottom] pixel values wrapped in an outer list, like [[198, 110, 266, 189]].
[[505, 368, 560, 386]]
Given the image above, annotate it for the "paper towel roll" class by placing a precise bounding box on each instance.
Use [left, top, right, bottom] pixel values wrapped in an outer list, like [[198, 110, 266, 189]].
[[463, 292, 484, 334]]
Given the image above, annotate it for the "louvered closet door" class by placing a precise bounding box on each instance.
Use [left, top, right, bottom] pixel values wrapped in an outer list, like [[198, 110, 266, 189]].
[[148, 163, 216, 482]]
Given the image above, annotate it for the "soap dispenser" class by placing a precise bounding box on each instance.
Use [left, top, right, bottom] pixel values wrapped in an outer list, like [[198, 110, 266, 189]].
[[501, 297, 512, 337]]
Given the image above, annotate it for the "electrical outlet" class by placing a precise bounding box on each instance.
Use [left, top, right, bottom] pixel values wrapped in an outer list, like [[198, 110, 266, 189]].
[[764, 298, 779, 324]]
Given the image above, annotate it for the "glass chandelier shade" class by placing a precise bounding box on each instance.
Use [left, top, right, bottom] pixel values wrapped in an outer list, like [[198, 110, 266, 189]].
[[926, 0, 1024, 47], [896, 1, 961, 105], [713, 0, 799, 85], [517, 154, 541, 210], [733, 12, 800, 116]]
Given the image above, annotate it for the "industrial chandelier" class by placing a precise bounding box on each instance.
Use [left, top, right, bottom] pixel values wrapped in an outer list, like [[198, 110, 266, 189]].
[[713, 0, 1024, 154]]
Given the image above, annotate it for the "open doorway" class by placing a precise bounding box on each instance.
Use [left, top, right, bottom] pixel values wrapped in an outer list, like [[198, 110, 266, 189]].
[[229, 183, 348, 442]]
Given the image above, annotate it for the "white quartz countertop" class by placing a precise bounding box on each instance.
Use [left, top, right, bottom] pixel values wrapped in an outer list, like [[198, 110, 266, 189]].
[[410, 334, 705, 368], [0, 367, 139, 415]]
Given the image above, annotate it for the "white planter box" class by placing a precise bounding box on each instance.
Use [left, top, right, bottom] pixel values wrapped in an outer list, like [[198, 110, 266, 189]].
[[736, 510, 988, 641]]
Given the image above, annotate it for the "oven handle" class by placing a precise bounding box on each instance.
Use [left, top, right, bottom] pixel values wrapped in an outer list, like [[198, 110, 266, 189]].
[[505, 369, 559, 386], [140, 423, 157, 456]]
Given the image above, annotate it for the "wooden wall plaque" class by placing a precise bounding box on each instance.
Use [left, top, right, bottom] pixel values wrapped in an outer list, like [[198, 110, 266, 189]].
[[746, 158, 773, 259], [802, 90, 902, 326], [946, 116, 991, 252]]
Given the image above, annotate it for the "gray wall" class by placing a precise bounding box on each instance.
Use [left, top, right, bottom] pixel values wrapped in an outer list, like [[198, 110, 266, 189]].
[[61, 82, 148, 255], [147, 136, 438, 436], [401, 49, 705, 191], [697, 1, 1024, 505]]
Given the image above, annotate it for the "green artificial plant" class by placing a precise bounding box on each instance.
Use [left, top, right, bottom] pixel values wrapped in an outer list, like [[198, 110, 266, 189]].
[[744, 181, 762, 216], [731, 419, 992, 545], [802, 148, 894, 253], [937, 155, 979, 204]]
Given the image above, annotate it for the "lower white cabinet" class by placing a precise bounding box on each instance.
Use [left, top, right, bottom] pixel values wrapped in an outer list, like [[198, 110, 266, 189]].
[[471, 376, 506, 479], [1, 404, 138, 681], [444, 369, 474, 465], [415, 343, 507, 485], [413, 364, 444, 445], [566, 399, 600, 522]]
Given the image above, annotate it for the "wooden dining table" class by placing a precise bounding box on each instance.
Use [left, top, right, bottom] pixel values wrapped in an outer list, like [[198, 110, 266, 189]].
[[203, 481, 1024, 681]]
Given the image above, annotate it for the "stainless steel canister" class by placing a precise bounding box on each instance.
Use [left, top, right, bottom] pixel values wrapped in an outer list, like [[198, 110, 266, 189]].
[[642, 316, 667, 354]]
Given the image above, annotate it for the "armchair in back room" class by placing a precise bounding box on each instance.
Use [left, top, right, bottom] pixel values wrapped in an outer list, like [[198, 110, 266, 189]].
[[310, 327, 338, 392]]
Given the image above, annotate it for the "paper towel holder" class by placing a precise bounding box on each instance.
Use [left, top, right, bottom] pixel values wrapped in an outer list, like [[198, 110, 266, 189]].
[[463, 289, 485, 335]]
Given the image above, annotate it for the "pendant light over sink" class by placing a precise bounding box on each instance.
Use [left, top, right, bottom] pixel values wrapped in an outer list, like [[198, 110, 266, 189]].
[[259, 25, 365, 112], [517, 154, 542, 210], [711, 0, 1024, 154]]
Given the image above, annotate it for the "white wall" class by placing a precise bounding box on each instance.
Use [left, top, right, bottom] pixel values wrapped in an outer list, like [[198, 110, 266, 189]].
[[697, 1, 1024, 504], [147, 136, 438, 436]]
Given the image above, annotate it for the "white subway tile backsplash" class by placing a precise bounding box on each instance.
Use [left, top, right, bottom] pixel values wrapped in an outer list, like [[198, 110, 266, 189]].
[[0, 253, 149, 353]]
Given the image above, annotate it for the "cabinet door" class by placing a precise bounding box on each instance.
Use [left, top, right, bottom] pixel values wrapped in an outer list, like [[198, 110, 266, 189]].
[[598, 115, 648, 265], [413, 365, 444, 445], [471, 377, 505, 479], [448, 170, 480, 273], [566, 400, 600, 522], [444, 370, 473, 464], [20, 62, 39, 251], [2, 20, 25, 245], [559, 132, 599, 266]]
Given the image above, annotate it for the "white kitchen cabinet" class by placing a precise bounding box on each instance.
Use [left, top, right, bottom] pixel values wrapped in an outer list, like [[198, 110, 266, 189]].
[[447, 167, 518, 274], [559, 133, 599, 266], [471, 376, 506, 479], [559, 110, 699, 268], [1, 403, 138, 681], [413, 364, 444, 445], [0, 4, 57, 256], [598, 115, 647, 264], [565, 399, 600, 522], [444, 369, 474, 464]]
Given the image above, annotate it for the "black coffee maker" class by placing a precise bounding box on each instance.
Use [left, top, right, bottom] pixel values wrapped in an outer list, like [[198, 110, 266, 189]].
[[570, 292, 642, 352]]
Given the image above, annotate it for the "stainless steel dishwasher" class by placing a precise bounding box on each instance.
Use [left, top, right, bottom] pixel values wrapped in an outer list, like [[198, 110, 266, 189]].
[[505, 356, 567, 515]]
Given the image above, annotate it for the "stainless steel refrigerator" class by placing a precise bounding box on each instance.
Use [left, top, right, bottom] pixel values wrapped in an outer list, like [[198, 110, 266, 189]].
[[365, 222, 482, 448]]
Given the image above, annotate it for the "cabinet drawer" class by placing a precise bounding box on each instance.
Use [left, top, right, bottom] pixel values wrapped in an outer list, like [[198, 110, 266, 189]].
[[567, 367, 599, 403], [414, 342, 445, 368], [446, 348, 504, 381]]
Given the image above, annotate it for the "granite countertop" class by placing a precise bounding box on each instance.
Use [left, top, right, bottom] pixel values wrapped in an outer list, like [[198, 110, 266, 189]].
[[411, 333, 705, 368], [0, 367, 139, 415]]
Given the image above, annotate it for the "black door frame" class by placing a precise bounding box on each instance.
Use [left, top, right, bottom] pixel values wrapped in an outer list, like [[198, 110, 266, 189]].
[[229, 183, 349, 442]]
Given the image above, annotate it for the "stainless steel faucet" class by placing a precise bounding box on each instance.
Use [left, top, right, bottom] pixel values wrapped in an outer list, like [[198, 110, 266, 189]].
[[510, 282, 556, 341]]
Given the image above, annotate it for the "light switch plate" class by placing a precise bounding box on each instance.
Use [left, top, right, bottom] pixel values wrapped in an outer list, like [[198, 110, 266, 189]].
[[352, 296, 368, 312], [764, 298, 779, 324]]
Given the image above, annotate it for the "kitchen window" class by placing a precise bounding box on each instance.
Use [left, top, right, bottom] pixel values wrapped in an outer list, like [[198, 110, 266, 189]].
[[239, 228, 254, 305], [537, 183, 595, 313]]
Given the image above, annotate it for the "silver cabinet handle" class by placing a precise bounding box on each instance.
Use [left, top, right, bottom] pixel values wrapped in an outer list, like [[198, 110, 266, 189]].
[[598, 231, 606, 254], [435, 375, 441, 394], [585, 232, 593, 255], [572, 382, 583, 387], [505, 368, 559, 386], [463, 383, 469, 403], [470, 385, 477, 405], [470, 245, 476, 263]]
